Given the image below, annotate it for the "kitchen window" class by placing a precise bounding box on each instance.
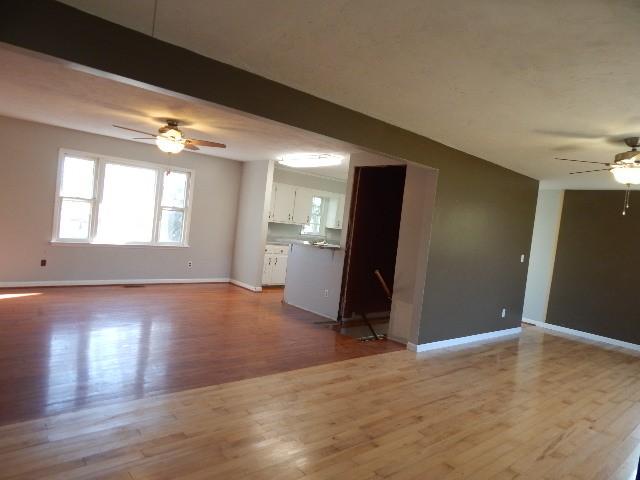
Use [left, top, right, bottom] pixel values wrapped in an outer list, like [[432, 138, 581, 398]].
[[52, 150, 193, 246], [301, 195, 325, 235]]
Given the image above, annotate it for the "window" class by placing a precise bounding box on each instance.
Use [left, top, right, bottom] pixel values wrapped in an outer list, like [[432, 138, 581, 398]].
[[53, 150, 193, 246], [301, 196, 325, 235]]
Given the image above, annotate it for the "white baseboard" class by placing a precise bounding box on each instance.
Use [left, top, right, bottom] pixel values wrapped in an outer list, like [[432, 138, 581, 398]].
[[0, 278, 230, 288], [522, 318, 640, 352], [229, 279, 262, 292], [407, 327, 522, 353]]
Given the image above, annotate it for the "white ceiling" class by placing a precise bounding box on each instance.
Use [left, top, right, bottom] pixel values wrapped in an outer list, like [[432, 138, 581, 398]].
[[0, 46, 355, 179], [58, 0, 640, 189], [277, 161, 350, 181]]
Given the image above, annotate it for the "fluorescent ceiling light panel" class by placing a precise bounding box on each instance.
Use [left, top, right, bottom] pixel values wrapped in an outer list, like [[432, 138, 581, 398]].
[[278, 153, 344, 168]]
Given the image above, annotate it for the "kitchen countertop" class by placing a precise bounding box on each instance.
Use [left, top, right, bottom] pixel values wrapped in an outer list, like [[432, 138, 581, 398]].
[[267, 239, 341, 249], [291, 240, 341, 250]]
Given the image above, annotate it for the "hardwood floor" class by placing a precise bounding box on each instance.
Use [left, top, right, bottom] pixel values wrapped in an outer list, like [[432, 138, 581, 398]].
[[0, 284, 402, 425], [0, 326, 638, 479]]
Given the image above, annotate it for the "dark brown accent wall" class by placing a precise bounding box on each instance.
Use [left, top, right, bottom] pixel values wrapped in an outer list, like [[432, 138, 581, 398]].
[[0, 1, 539, 344], [546, 190, 640, 344]]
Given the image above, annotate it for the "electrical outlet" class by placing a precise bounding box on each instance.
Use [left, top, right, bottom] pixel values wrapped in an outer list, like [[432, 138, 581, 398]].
[[187, 260, 193, 268], [40, 259, 47, 267], [501, 308, 507, 318], [520, 254, 526, 263], [322, 289, 329, 298]]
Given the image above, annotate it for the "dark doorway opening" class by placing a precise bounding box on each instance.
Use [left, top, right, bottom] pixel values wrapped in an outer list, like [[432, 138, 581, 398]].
[[339, 165, 407, 338]]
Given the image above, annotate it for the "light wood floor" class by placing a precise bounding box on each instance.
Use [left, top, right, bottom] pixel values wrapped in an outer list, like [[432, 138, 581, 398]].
[[1, 326, 639, 480]]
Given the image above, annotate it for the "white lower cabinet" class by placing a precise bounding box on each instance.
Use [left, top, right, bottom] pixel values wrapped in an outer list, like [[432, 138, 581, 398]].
[[271, 254, 288, 284], [262, 245, 289, 285]]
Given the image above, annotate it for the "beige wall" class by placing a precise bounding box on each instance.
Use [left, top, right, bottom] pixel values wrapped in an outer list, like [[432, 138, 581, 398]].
[[283, 244, 344, 319], [0, 116, 242, 285], [389, 164, 438, 344], [523, 189, 564, 322], [273, 167, 346, 194], [230, 160, 273, 290]]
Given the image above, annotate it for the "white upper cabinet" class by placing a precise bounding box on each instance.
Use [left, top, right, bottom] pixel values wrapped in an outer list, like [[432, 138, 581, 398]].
[[269, 182, 315, 226], [271, 183, 296, 223], [268, 182, 345, 229], [326, 194, 346, 229], [292, 187, 314, 225], [268, 183, 276, 221]]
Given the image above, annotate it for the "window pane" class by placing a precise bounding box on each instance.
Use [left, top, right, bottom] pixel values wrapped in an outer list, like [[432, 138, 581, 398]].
[[59, 199, 91, 239], [161, 171, 188, 208], [96, 163, 157, 243], [302, 196, 323, 235], [159, 209, 185, 243], [61, 156, 95, 199]]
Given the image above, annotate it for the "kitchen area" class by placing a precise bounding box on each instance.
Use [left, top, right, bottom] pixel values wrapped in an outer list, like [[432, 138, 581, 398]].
[[262, 158, 347, 288], [231, 150, 436, 345]]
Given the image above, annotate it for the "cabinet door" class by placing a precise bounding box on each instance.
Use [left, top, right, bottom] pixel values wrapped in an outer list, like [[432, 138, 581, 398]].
[[335, 194, 345, 229], [267, 183, 276, 221], [272, 183, 296, 223], [271, 254, 288, 285], [326, 194, 346, 229], [262, 254, 273, 285], [292, 187, 314, 225]]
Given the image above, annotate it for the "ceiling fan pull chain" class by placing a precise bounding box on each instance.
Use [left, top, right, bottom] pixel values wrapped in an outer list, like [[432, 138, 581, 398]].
[[623, 185, 631, 216], [151, 0, 158, 38]]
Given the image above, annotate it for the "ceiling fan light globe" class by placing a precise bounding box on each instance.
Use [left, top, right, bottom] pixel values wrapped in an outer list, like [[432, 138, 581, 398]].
[[156, 134, 185, 154], [611, 166, 640, 185]]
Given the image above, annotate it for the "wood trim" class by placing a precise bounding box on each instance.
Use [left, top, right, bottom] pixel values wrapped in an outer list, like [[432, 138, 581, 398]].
[[229, 279, 263, 292]]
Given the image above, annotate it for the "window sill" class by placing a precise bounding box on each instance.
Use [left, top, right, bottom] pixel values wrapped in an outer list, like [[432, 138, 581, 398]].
[[49, 241, 190, 248]]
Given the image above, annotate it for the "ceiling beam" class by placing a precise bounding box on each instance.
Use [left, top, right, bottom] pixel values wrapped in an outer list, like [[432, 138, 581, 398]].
[[0, 0, 474, 173]]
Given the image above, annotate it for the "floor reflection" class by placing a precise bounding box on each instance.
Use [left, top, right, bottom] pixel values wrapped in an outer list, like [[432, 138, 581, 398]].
[[0, 292, 41, 300], [0, 284, 401, 425], [46, 316, 166, 415]]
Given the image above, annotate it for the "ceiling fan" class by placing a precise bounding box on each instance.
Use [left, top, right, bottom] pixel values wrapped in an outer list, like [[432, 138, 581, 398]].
[[113, 120, 226, 154], [555, 136, 640, 215]]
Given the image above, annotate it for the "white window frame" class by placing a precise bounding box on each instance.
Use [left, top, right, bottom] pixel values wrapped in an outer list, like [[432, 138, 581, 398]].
[[52, 149, 195, 247], [301, 195, 327, 236]]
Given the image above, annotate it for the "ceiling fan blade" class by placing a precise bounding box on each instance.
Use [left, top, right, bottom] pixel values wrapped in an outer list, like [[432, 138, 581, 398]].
[[569, 168, 612, 175], [537, 129, 608, 140], [113, 125, 157, 137], [555, 157, 611, 165], [187, 138, 226, 148], [184, 143, 200, 151]]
